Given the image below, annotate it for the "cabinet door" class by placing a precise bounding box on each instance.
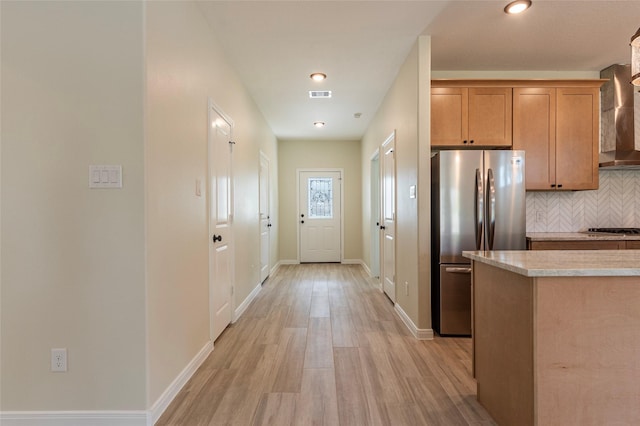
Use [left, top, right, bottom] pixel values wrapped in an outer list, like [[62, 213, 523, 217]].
[[468, 88, 512, 147], [431, 87, 468, 146], [555, 88, 599, 190], [513, 88, 556, 190]]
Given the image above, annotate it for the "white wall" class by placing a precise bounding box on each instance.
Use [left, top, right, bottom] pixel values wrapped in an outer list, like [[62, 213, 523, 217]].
[[278, 139, 362, 262], [360, 37, 432, 331], [431, 70, 600, 79], [1, 0, 146, 410], [145, 0, 278, 407], [1, 0, 278, 416]]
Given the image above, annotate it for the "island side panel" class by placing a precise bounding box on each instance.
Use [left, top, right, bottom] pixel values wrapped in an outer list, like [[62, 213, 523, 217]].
[[534, 276, 640, 426], [473, 261, 535, 426]]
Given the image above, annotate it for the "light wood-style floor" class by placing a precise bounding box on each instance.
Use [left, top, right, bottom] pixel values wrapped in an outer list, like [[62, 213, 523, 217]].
[[156, 264, 496, 426]]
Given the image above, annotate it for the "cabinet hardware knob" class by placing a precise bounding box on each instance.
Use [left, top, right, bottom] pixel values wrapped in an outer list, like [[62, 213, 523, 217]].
[[213, 234, 222, 243]]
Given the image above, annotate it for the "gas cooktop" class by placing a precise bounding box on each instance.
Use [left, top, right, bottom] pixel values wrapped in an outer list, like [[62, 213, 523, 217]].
[[587, 227, 640, 235]]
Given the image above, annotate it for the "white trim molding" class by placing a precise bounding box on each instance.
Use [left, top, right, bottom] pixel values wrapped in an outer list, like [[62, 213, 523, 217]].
[[0, 411, 148, 426], [278, 259, 299, 266], [148, 340, 213, 425], [269, 262, 281, 276], [233, 282, 262, 322], [394, 303, 434, 340]]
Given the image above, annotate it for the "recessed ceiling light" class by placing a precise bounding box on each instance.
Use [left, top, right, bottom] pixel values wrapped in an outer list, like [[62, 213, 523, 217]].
[[504, 0, 531, 14], [310, 73, 327, 82], [313, 121, 325, 128]]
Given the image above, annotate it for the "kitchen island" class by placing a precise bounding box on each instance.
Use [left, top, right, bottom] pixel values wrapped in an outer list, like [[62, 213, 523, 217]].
[[463, 250, 640, 426]]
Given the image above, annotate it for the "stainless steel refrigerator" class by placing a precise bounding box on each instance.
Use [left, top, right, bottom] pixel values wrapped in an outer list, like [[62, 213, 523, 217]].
[[431, 150, 526, 336]]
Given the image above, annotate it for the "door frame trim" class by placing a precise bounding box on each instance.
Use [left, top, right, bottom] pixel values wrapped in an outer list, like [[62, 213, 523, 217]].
[[207, 98, 236, 342], [296, 168, 344, 263]]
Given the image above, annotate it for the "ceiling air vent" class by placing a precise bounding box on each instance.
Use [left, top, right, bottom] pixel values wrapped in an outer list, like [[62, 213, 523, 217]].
[[309, 90, 332, 99]]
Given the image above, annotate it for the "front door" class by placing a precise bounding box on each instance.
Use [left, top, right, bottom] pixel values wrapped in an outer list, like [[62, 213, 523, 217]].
[[259, 151, 271, 283], [208, 100, 233, 342], [381, 133, 396, 302], [299, 170, 342, 263]]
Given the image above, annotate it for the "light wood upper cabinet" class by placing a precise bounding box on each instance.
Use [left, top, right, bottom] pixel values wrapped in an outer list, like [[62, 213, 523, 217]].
[[513, 86, 600, 190], [555, 87, 600, 190], [431, 86, 512, 147], [513, 88, 557, 190], [431, 87, 468, 146]]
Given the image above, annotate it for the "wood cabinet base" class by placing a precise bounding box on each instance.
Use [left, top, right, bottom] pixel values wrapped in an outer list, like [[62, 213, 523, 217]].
[[473, 261, 640, 426]]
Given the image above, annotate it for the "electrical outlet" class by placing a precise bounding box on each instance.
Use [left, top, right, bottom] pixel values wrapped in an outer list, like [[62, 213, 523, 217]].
[[536, 211, 545, 223], [404, 281, 409, 296], [51, 348, 67, 372]]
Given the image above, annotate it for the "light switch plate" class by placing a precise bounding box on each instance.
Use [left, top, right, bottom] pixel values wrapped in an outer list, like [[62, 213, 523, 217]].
[[409, 185, 416, 199], [89, 165, 122, 188]]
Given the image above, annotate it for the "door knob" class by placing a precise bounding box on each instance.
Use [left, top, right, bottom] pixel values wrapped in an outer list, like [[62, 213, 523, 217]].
[[380, 225, 386, 230], [301, 214, 305, 217], [213, 234, 222, 243]]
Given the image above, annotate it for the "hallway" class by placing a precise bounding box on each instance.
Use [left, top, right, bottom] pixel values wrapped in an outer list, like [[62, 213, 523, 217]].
[[156, 264, 495, 425]]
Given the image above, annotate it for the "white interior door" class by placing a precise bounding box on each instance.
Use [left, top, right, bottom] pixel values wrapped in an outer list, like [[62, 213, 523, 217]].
[[259, 151, 271, 283], [299, 170, 341, 263], [209, 101, 234, 342], [381, 133, 396, 302]]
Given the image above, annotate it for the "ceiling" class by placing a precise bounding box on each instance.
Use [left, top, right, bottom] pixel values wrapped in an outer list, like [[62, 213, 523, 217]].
[[199, 1, 640, 141]]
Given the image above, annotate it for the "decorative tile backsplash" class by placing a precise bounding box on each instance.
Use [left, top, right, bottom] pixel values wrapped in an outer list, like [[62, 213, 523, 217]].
[[526, 169, 640, 232]]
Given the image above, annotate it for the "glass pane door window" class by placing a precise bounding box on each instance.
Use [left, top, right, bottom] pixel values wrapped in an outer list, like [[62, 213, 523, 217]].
[[308, 177, 333, 218]]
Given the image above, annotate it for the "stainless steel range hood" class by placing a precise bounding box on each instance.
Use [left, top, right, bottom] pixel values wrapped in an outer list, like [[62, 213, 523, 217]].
[[599, 64, 640, 169]]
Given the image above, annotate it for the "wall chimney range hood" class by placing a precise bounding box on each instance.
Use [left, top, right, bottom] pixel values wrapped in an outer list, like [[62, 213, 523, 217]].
[[599, 64, 640, 169]]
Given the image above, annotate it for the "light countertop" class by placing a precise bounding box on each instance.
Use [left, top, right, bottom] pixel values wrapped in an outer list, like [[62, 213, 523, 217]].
[[527, 232, 640, 241], [463, 250, 640, 277]]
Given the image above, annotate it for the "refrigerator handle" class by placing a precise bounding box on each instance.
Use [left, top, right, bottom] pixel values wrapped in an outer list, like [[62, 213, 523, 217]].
[[474, 168, 484, 250], [486, 168, 496, 250]]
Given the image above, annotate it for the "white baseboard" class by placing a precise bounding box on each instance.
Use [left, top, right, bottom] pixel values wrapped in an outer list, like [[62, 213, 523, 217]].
[[278, 259, 299, 265], [0, 411, 148, 426], [148, 340, 213, 425], [357, 260, 372, 277], [394, 303, 434, 340], [269, 262, 281, 276], [233, 282, 262, 322]]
